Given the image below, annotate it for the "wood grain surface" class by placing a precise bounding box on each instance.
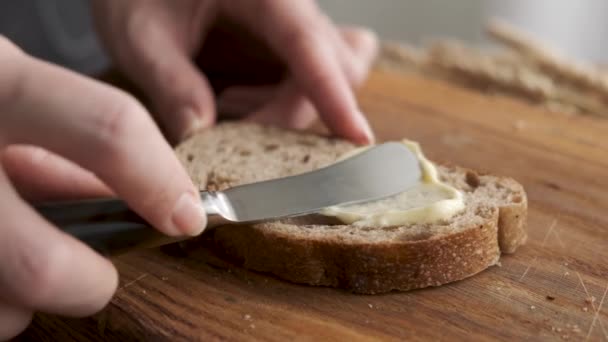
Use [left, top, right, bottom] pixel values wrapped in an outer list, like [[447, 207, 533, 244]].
[[19, 70, 608, 341]]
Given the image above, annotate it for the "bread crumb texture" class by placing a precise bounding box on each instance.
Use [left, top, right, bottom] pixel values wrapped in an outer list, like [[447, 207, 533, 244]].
[[176, 123, 527, 293]]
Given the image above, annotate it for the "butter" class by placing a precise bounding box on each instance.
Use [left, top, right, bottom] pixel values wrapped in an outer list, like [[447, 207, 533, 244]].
[[320, 140, 465, 227]]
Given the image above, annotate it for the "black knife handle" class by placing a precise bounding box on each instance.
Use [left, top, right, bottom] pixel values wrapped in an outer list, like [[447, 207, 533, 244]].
[[35, 198, 179, 255]]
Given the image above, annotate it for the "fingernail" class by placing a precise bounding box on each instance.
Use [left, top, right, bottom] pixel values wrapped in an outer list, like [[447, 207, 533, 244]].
[[179, 107, 204, 141], [170, 192, 207, 236], [356, 111, 375, 145]]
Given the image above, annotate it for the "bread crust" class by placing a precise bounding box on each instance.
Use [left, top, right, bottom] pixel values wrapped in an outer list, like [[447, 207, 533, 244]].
[[212, 209, 500, 294], [176, 123, 527, 293]]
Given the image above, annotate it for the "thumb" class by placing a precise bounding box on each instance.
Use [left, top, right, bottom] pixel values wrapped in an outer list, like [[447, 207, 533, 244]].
[[112, 16, 216, 143]]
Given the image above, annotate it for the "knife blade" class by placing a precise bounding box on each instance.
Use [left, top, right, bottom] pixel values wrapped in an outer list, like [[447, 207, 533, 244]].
[[36, 142, 422, 254], [204, 142, 421, 224]]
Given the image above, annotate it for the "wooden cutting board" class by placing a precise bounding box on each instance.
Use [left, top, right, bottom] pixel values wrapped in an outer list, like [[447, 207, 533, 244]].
[[21, 70, 608, 341]]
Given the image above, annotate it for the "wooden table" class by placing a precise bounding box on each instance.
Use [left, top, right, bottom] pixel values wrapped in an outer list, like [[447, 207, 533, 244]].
[[21, 70, 608, 341]]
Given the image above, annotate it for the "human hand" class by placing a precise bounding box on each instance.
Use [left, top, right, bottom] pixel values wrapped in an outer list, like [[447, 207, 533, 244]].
[[92, 0, 378, 144], [0, 37, 206, 339]]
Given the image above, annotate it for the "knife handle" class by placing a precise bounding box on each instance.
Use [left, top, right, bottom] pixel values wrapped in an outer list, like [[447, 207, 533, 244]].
[[34, 192, 230, 255]]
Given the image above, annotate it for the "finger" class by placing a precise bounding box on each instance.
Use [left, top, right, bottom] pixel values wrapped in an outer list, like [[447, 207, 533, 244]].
[[2, 145, 113, 202], [246, 27, 379, 130], [336, 27, 379, 87], [226, 1, 374, 144], [0, 300, 32, 341], [105, 7, 216, 143], [309, 20, 378, 91], [246, 80, 316, 130], [0, 169, 118, 317], [1, 45, 206, 236], [217, 85, 278, 118]]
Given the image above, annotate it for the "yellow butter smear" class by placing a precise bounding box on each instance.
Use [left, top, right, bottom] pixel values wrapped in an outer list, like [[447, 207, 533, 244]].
[[320, 140, 465, 227]]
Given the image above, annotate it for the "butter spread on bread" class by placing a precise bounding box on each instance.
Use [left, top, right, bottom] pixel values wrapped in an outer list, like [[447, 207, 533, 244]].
[[321, 140, 465, 226], [176, 123, 528, 294]]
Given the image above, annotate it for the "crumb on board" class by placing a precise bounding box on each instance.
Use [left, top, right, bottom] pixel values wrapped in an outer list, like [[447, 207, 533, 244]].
[[582, 307, 589, 312], [244, 314, 252, 320], [552, 323, 582, 338], [530, 305, 536, 310], [161, 276, 169, 281], [585, 296, 596, 304], [564, 271, 570, 276], [249, 324, 256, 329], [546, 295, 556, 301], [368, 303, 374, 309]]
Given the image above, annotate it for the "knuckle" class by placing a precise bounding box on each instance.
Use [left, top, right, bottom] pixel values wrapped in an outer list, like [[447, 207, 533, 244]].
[[123, 9, 159, 62], [279, 17, 328, 60], [281, 26, 316, 50], [93, 93, 147, 160], [125, 10, 147, 51], [303, 63, 334, 88], [281, 29, 331, 80], [154, 64, 182, 90]]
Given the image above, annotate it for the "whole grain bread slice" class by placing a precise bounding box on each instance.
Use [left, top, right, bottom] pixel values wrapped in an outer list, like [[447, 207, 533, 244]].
[[175, 122, 527, 294]]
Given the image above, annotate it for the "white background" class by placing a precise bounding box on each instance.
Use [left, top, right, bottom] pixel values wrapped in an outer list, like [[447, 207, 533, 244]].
[[320, 0, 608, 62]]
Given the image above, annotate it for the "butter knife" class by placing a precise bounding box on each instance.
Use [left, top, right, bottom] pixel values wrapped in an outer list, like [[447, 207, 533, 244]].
[[35, 142, 421, 255]]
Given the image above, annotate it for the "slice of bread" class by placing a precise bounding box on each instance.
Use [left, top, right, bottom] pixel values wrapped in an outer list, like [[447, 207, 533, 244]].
[[175, 122, 527, 294]]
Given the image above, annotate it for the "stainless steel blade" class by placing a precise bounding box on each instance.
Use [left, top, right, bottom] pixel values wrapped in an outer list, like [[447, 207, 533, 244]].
[[202, 142, 422, 224]]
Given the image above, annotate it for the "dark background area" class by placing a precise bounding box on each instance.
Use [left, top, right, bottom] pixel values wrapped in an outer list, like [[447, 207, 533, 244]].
[[0, 0, 108, 74]]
